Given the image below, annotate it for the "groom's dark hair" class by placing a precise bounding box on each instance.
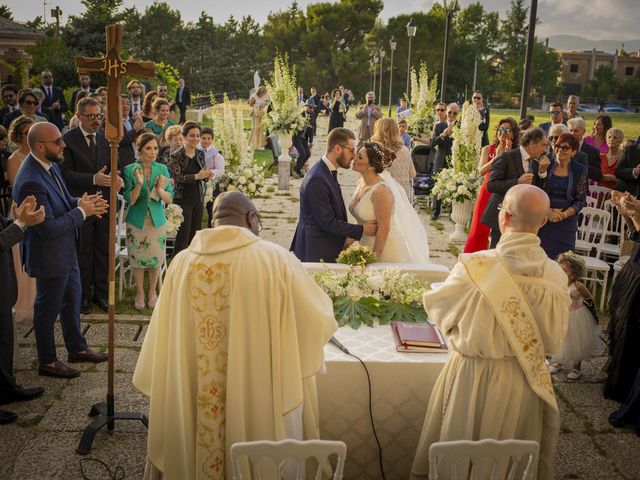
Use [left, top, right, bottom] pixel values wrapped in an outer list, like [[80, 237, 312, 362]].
[[326, 128, 355, 153]]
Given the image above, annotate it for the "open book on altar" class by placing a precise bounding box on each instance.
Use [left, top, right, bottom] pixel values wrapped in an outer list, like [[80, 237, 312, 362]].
[[391, 321, 448, 353]]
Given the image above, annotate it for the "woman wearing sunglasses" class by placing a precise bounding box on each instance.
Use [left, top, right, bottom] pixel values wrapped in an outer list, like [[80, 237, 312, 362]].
[[2, 89, 48, 130], [538, 133, 588, 259], [464, 117, 519, 253]]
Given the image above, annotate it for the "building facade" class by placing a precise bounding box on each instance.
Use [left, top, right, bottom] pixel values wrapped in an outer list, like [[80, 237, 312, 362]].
[[558, 49, 640, 95], [0, 17, 44, 88]]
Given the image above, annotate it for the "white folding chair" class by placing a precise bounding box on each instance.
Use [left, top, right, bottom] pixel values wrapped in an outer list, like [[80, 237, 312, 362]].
[[585, 196, 597, 209], [599, 200, 627, 263], [575, 207, 611, 310], [589, 185, 611, 209], [231, 439, 346, 480], [114, 194, 133, 300], [428, 439, 539, 480]]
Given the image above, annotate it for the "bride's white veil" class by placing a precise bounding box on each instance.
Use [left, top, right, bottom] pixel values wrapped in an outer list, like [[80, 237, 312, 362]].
[[380, 170, 430, 262]]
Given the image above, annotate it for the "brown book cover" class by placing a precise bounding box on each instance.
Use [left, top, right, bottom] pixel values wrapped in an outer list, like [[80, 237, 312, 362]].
[[391, 321, 447, 353]]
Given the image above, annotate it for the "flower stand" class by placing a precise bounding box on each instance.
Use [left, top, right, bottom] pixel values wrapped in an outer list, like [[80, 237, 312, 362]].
[[278, 134, 292, 191], [449, 199, 473, 243]]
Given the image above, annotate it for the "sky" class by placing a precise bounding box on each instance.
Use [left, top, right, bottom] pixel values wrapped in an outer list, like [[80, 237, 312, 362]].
[[11, 0, 640, 42]]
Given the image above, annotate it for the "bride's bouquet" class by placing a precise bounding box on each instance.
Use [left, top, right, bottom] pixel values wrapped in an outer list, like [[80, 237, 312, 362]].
[[406, 62, 439, 137], [264, 54, 307, 136], [337, 244, 377, 266], [432, 101, 483, 204]]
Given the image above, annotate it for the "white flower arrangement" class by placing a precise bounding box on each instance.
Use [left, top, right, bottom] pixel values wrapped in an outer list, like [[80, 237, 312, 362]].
[[451, 101, 483, 175], [431, 168, 483, 204], [432, 101, 483, 204], [313, 266, 430, 328], [406, 62, 439, 137], [264, 54, 307, 136], [165, 203, 184, 236], [211, 94, 251, 168], [219, 163, 266, 199]]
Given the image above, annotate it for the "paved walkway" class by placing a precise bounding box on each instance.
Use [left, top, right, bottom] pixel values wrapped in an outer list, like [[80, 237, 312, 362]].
[[1, 114, 638, 480]]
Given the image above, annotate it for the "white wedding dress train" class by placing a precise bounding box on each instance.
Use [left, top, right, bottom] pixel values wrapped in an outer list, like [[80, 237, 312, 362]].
[[349, 171, 429, 263]]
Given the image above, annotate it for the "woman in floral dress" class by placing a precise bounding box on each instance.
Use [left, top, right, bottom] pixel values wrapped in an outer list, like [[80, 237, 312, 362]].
[[123, 133, 174, 310]]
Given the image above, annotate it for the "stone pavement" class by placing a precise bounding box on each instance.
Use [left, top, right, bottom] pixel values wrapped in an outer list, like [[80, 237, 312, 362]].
[[1, 114, 638, 479]]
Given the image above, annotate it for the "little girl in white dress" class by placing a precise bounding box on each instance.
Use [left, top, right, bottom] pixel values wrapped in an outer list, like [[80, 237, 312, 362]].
[[550, 252, 601, 380]]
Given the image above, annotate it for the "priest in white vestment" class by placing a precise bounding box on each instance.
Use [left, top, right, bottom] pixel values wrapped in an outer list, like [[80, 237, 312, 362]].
[[411, 185, 571, 479], [133, 192, 338, 480]]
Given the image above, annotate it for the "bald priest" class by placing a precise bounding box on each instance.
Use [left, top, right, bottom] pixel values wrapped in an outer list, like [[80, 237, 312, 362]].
[[133, 191, 338, 479]]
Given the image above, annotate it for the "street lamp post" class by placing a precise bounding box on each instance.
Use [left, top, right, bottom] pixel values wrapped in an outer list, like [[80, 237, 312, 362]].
[[373, 55, 379, 97], [440, 0, 457, 102], [520, 0, 539, 119], [406, 18, 417, 99], [378, 49, 385, 106], [388, 37, 397, 117]]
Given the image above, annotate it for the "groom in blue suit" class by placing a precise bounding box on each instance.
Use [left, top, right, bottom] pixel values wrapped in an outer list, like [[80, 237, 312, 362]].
[[12, 123, 109, 378], [291, 128, 377, 262]]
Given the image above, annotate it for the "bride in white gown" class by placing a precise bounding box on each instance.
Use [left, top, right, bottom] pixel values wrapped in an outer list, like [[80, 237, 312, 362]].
[[349, 142, 430, 263]]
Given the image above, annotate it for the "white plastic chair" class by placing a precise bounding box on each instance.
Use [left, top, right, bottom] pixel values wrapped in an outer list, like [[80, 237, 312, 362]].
[[428, 439, 539, 480], [114, 194, 133, 300], [589, 185, 611, 209], [575, 207, 611, 310], [598, 200, 627, 263], [230, 439, 346, 480], [585, 196, 597, 209]]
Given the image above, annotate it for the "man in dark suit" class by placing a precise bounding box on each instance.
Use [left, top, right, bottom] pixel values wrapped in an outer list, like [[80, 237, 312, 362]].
[[61, 97, 122, 313], [0, 197, 46, 423], [0, 84, 19, 126], [118, 95, 144, 169], [297, 86, 308, 105], [615, 143, 640, 197], [482, 128, 550, 248], [12, 122, 109, 379], [175, 78, 191, 124], [430, 103, 460, 220], [127, 79, 143, 118], [70, 74, 93, 113], [568, 117, 602, 182], [291, 128, 376, 262], [538, 101, 564, 136], [39, 69, 68, 131]]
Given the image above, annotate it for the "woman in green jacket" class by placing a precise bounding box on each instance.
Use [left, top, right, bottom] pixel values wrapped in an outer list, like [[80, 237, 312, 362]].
[[123, 133, 174, 310]]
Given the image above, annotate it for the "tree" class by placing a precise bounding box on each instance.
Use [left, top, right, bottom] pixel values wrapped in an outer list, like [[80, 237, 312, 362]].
[[0, 4, 13, 20], [583, 65, 619, 99]]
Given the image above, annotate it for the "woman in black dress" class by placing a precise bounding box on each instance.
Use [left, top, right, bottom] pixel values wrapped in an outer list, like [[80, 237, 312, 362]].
[[167, 121, 213, 254], [606, 192, 640, 435], [605, 192, 640, 397], [328, 88, 346, 133]]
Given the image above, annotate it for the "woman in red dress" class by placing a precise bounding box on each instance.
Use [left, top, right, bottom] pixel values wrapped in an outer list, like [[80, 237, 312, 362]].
[[464, 117, 520, 253], [598, 127, 624, 190]]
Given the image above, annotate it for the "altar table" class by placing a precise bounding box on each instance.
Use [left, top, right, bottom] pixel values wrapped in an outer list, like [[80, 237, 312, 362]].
[[318, 325, 449, 479]]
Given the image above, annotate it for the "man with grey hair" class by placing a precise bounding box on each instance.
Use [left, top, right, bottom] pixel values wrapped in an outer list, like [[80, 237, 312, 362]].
[[411, 184, 570, 480], [482, 128, 550, 247], [568, 117, 602, 181], [566, 95, 581, 119], [547, 123, 570, 156], [355, 91, 382, 149]]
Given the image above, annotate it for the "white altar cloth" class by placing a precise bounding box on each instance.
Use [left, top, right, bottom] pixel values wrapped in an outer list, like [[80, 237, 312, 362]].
[[318, 325, 449, 479]]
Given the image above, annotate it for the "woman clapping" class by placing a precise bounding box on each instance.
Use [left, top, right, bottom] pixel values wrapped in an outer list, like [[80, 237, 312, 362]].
[[123, 133, 174, 310]]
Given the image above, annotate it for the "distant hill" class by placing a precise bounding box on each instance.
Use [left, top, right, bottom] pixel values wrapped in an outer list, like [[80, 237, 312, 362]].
[[546, 35, 640, 54]]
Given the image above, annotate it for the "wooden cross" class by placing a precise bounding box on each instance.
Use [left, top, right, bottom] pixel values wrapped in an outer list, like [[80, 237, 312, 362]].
[[75, 24, 155, 142], [73, 25, 156, 455]]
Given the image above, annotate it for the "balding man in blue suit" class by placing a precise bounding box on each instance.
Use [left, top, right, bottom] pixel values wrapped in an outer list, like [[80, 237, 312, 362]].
[[12, 123, 109, 379]]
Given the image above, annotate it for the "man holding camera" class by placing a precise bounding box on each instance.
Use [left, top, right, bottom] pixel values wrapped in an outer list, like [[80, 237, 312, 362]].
[[355, 91, 382, 149]]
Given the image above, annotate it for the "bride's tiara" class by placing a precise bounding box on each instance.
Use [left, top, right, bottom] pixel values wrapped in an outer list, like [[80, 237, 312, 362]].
[[370, 142, 394, 169]]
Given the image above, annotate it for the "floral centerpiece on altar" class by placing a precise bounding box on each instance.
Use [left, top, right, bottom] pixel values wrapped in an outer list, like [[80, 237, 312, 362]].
[[264, 54, 307, 136], [406, 62, 439, 137], [313, 266, 429, 329], [207, 95, 266, 199], [431, 101, 483, 205]]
